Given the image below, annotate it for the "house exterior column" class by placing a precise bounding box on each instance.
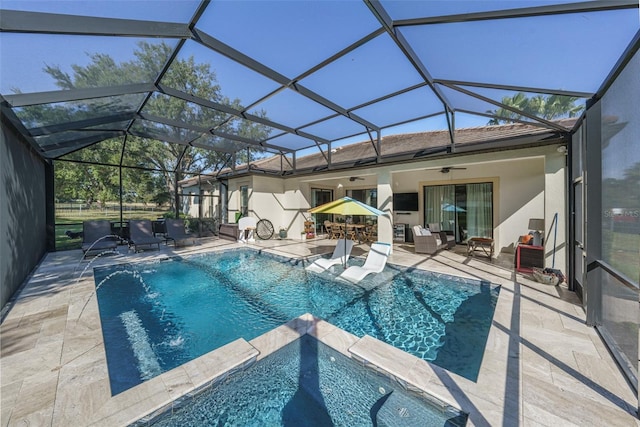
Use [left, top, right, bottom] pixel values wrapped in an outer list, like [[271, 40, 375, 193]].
[[377, 169, 394, 251], [545, 149, 568, 272]]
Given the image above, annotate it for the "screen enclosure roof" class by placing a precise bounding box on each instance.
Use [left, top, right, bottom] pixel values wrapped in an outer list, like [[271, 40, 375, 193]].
[[1, 0, 639, 176]]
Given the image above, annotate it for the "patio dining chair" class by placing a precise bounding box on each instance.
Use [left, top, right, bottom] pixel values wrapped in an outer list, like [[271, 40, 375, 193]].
[[330, 222, 345, 240], [361, 224, 377, 243], [324, 220, 338, 239]]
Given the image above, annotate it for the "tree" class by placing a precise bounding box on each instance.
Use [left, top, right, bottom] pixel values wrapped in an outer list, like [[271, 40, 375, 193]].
[[38, 41, 271, 208], [487, 92, 584, 125]]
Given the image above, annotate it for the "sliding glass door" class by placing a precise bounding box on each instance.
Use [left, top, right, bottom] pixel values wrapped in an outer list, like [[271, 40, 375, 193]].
[[424, 183, 493, 242], [347, 188, 378, 225], [311, 188, 333, 233]]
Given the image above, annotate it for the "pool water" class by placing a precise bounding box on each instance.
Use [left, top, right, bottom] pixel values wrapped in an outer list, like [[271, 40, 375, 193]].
[[139, 335, 468, 427], [94, 249, 499, 394]]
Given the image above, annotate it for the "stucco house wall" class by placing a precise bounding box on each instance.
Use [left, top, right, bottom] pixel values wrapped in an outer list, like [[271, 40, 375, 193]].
[[184, 144, 567, 272]]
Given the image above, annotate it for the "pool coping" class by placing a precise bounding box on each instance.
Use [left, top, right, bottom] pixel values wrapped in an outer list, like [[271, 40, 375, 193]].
[[90, 246, 477, 425], [3, 238, 637, 426], [129, 313, 468, 426]]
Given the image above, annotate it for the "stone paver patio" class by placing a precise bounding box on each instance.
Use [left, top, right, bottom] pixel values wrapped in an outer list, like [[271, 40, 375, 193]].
[[1, 237, 638, 426]]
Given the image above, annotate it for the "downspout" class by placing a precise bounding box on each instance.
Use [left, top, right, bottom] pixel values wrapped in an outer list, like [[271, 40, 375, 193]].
[[220, 180, 228, 224]]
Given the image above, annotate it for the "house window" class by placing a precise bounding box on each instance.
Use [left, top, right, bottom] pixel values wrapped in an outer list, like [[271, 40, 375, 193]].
[[311, 188, 333, 233], [423, 183, 493, 242], [347, 188, 377, 208], [347, 188, 378, 224]]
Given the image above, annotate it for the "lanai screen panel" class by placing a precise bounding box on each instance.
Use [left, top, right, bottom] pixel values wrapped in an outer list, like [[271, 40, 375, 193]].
[[198, 0, 381, 78], [0, 0, 638, 171], [398, 9, 639, 94], [1, 33, 178, 94]]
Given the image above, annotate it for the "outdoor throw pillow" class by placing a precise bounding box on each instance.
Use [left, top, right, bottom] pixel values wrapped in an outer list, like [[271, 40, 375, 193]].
[[520, 234, 533, 244]]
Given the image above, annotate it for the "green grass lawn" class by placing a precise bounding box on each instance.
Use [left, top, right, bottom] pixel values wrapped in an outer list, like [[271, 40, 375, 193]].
[[604, 231, 640, 282], [55, 207, 171, 251]]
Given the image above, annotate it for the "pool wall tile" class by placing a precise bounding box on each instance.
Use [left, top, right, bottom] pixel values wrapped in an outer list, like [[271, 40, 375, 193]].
[[350, 335, 422, 382], [96, 338, 259, 426], [348, 335, 468, 417], [90, 375, 173, 427], [159, 367, 194, 401]]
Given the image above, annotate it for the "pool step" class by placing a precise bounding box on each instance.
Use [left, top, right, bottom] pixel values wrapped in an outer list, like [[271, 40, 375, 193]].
[[376, 391, 463, 427]]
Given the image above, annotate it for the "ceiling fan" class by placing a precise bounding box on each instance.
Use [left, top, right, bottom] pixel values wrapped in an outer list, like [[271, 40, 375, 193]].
[[438, 167, 467, 174], [440, 167, 466, 174], [349, 176, 364, 181]]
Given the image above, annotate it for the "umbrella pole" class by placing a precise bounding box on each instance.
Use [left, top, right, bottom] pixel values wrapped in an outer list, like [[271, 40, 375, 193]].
[[343, 237, 347, 269]]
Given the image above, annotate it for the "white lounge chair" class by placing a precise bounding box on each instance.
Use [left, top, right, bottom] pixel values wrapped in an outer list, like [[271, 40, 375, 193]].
[[306, 239, 354, 273], [338, 242, 391, 284]]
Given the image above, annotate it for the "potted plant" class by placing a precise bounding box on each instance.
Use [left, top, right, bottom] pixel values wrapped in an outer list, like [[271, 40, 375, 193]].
[[278, 227, 287, 239], [300, 231, 306, 241]]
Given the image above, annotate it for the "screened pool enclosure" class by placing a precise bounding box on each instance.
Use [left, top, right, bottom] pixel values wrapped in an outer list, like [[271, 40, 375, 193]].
[[1, 0, 639, 416]]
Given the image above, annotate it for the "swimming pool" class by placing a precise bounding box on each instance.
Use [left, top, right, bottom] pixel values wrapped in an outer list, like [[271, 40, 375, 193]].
[[137, 334, 468, 426], [94, 248, 499, 394]]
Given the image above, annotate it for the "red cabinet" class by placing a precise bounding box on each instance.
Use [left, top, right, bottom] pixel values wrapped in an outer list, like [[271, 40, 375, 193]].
[[516, 244, 544, 273]]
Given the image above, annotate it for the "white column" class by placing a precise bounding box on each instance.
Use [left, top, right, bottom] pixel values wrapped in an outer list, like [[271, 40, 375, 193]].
[[544, 150, 567, 271], [377, 169, 394, 252]]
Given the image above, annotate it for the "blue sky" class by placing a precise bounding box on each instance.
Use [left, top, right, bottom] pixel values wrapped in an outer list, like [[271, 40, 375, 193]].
[[1, 1, 638, 148]]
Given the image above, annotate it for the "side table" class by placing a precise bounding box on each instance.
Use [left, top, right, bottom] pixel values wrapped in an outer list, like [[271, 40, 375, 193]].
[[467, 237, 494, 259], [516, 244, 544, 273]]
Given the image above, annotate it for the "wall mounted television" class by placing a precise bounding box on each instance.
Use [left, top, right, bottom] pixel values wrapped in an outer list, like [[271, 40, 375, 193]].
[[393, 192, 419, 211]]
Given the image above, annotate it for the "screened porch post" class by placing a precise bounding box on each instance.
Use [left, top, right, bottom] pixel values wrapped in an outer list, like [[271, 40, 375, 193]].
[[198, 175, 203, 237], [45, 159, 55, 252], [118, 165, 123, 229], [377, 169, 393, 250], [174, 172, 180, 218]]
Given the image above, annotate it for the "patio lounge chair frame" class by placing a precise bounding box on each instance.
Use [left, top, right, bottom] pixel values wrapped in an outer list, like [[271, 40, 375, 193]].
[[128, 219, 162, 252], [338, 242, 391, 284], [81, 220, 118, 255], [306, 238, 355, 273], [165, 219, 196, 248]]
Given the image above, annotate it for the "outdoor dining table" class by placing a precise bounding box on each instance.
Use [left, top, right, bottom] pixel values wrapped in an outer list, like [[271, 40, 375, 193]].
[[331, 223, 367, 243]]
